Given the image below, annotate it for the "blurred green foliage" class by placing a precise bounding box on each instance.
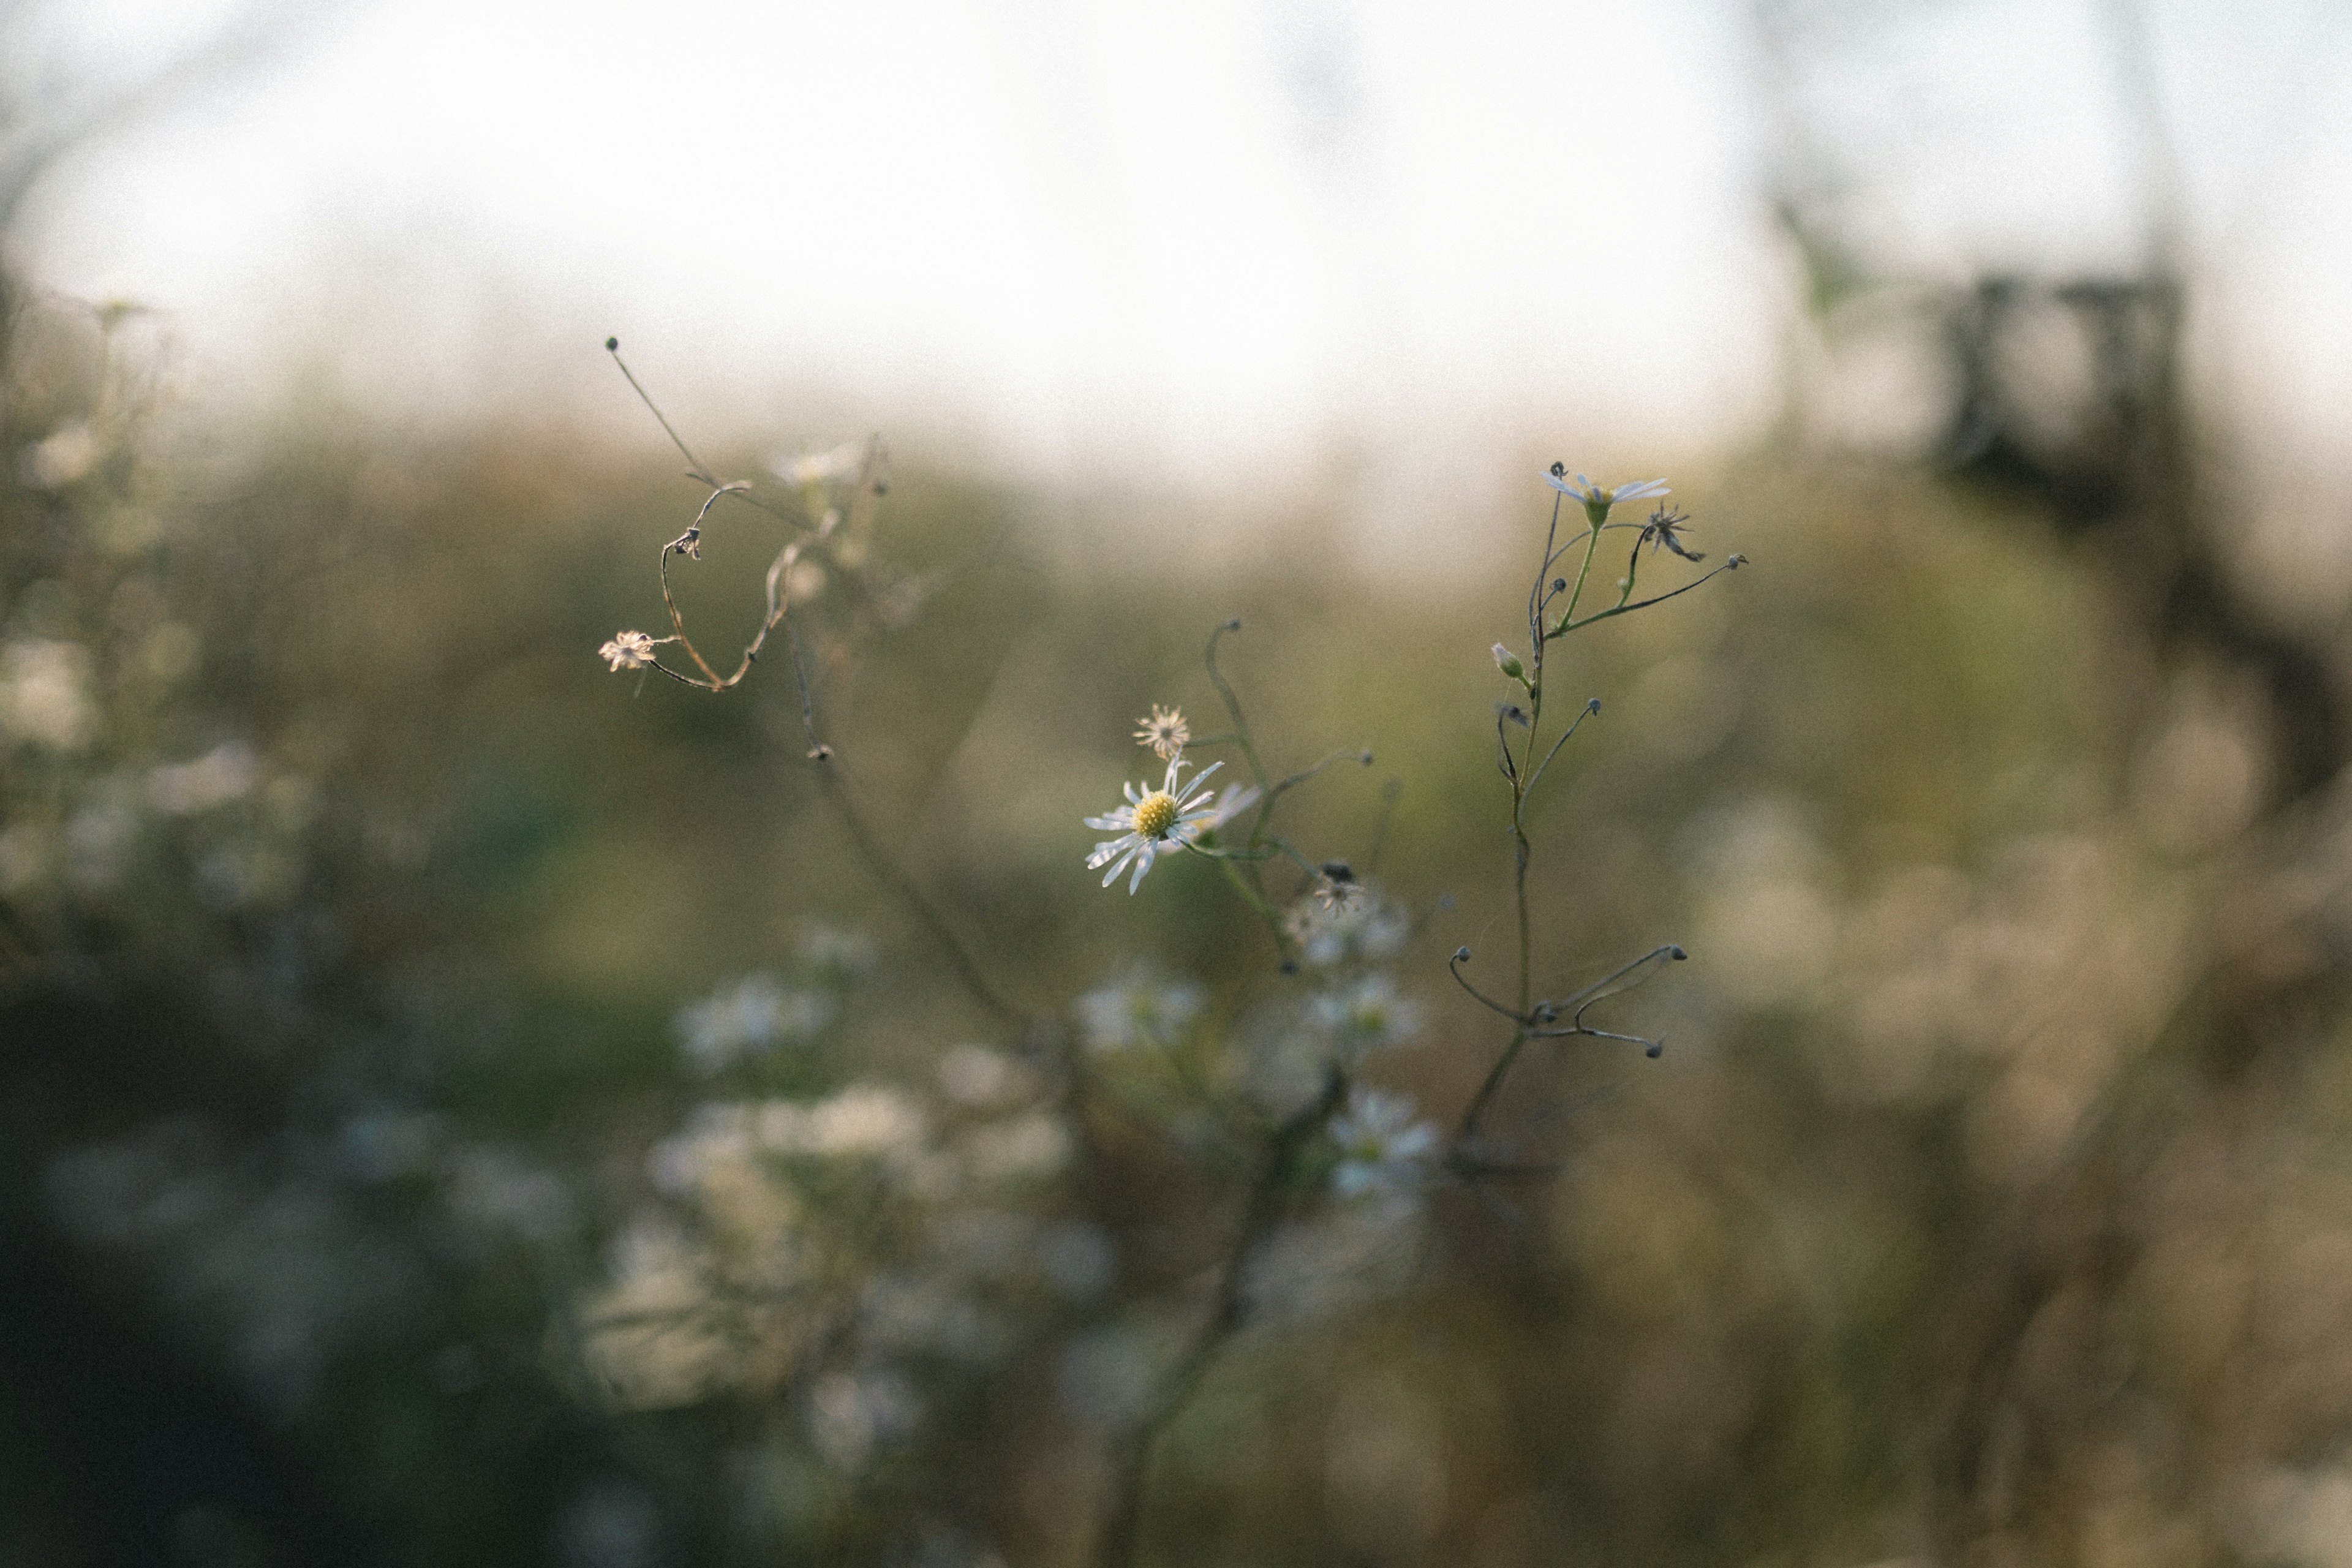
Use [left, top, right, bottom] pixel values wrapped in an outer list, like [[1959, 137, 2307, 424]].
[[7, 266, 2352, 1568]]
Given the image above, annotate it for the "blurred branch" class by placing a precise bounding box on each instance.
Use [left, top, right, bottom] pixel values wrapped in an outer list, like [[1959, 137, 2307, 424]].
[[0, 0, 321, 240]]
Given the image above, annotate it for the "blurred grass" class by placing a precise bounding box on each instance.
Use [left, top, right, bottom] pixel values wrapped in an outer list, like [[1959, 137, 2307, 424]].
[[7, 290, 2350, 1568]]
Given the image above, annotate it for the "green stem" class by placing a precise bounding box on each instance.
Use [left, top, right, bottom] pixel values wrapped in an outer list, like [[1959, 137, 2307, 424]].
[[1552, 515, 1607, 637], [1095, 1069, 1346, 1568]]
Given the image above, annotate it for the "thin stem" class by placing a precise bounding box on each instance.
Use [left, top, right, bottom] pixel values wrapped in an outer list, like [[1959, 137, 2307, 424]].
[[607, 339, 718, 484], [1213, 856, 1286, 932], [1362, 777, 1403, 876], [810, 762, 1027, 1031], [1095, 1069, 1346, 1568], [1460, 1024, 1531, 1147], [1553, 556, 1746, 637], [1521, 700, 1601, 803], [1555, 515, 1607, 634], [647, 484, 820, 693], [1448, 948, 1529, 1022], [1204, 620, 1270, 796]]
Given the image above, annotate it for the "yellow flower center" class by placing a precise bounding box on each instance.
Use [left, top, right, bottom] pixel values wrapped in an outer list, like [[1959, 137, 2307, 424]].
[[1133, 790, 1180, 840]]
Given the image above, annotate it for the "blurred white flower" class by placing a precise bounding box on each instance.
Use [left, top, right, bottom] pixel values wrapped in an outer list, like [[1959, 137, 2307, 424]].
[[960, 1110, 1072, 1182], [0, 821, 55, 895], [1083, 755, 1225, 893], [937, 1042, 1028, 1107], [1, 639, 96, 752], [598, 630, 658, 672], [1036, 1221, 1117, 1300], [1076, 965, 1204, 1052], [1328, 1087, 1439, 1198], [24, 421, 100, 489], [445, 1145, 573, 1242], [677, 974, 832, 1073], [796, 920, 877, 974], [775, 439, 867, 489], [809, 1366, 920, 1471], [756, 1084, 927, 1161], [646, 1104, 758, 1196], [1313, 973, 1423, 1055], [148, 742, 260, 816], [1286, 886, 1408, 968], [64, 794, 140, 891]]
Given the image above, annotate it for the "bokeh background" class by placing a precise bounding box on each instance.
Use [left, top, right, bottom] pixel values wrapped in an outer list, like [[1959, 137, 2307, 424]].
[[6, 1, 2352, 1564]]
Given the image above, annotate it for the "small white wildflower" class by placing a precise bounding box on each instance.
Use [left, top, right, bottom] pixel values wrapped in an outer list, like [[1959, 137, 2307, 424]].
[[1133, 704, 1190, 760], [677, 974, 832, 1073], [938, 1042, 1028, 1107], [24, 421, 101, 489], [1312, 973, 1423, 1055], [960, 1110, 1072, 1182], [1544, 467, 1670, 516], [775, 439, 867, 489], [148, 742, 259, 816], [1328, 1086, 1439, 1198], [757, 1084, 927, 1159], [598, 630, 658, 672], [0, 639, 96, 752], [1076, 965, 1205, 1052], [1286, 886, 1408, 968], [1083, 754, 1225, 893], [809, 1366, 920, 1471], [796, 921, 878, 974]]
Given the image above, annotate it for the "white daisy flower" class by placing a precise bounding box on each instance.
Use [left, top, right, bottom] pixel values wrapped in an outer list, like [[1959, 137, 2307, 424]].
[[1544, 469, 1670, 516], [1327, 1086, 1440, 1197], [1083, 755, 1225, 893]]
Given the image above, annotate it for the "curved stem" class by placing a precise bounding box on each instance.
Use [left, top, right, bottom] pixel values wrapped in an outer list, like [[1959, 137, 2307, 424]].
[[1095, 1069, 1345, 1568]]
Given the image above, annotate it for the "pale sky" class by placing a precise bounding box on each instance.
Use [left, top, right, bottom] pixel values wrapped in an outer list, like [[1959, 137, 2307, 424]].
[[10, 0, 2352, 532]]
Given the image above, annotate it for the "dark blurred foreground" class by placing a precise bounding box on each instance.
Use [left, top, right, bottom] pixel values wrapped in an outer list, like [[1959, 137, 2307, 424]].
[[6, 240, 2352, 1568]]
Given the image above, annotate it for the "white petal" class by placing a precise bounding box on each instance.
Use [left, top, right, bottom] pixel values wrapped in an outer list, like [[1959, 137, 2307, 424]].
[[1084, 812, 1130, 832], [1127, 843, 1155, 892], [1210, 785, 1261, 826]]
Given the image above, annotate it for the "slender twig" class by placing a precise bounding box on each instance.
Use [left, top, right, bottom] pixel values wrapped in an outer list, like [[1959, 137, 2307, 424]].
[[1520, 698, 1602, 804], [1448, 948, 1529, 1022], [806, 763, 1027, 1030], [1095, 1069, 1347, 1568], [1362, 777, 1403, 876], [606, 338, 717, 484], [1552, 556, 1748, 638]]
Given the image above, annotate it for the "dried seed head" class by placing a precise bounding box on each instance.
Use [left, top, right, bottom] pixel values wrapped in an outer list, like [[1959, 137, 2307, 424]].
[[599, 630, 658, 671], [1134, 704, 1189, 760]]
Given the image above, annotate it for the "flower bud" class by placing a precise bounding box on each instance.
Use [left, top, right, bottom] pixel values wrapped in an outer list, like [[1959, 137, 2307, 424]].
[[1491, 643, 1525, 680]]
